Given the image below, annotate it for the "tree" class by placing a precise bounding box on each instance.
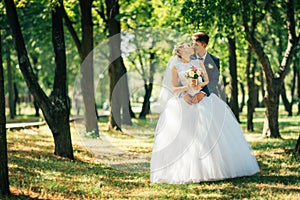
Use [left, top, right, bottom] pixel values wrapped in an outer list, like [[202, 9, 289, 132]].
[[4, 0, 74, 159], [227, 35, 240, 121], [6, 45, 15, 119], [62, 0, 99, 136], [247, 55, 260, 131], [105, 0, 132, 130], [0, 25, 10, 196], [242, 0, 300, 137]]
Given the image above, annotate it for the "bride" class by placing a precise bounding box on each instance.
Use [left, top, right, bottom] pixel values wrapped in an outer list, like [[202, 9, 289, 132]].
[[150, 42, 260, 184]]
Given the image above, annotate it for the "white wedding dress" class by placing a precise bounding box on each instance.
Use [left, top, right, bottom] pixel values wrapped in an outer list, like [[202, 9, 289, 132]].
[[150, 56, 260, 184]]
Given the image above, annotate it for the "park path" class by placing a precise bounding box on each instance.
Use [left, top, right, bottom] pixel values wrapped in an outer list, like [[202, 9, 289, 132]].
[[6, 121, 46, 130], [6, 107, 155, 173]]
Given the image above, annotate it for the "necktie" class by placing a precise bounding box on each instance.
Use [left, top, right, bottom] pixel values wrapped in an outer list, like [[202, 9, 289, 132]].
[[198, 57, 204, 60]]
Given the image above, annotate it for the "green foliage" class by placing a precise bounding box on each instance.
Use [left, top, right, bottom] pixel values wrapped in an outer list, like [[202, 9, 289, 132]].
[[4, 105, 300, 199]]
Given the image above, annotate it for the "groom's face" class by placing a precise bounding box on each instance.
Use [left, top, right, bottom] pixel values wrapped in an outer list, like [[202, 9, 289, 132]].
[[193, 41, 207, 55]]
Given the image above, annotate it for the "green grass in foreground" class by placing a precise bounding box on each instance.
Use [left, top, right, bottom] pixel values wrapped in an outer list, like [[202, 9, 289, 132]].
[[2, 107, 300, 199]]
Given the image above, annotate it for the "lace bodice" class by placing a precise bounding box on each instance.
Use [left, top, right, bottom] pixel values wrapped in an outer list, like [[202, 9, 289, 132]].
[[175, 60, 203, 96]]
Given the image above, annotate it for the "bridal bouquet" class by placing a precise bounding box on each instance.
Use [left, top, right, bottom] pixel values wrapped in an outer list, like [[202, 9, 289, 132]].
[[185, 67, 204, 83]]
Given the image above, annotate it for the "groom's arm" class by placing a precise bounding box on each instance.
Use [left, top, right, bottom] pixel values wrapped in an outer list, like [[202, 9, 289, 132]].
[[200, 85, 210, 96], [192, 86, 209, 103]]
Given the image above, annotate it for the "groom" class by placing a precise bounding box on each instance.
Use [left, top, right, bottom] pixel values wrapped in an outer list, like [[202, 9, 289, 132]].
[[183, 32, 224, 104]]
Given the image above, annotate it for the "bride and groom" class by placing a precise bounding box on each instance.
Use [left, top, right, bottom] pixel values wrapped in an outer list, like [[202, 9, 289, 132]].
[[150, 32, 260, 184]]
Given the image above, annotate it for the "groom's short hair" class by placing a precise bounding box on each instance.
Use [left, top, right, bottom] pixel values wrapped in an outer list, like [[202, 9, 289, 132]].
[[192, 32, 209, 45]]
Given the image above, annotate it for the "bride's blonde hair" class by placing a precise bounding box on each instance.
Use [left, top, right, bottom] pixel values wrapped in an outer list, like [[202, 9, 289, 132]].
[[172, 42, 190, 58]]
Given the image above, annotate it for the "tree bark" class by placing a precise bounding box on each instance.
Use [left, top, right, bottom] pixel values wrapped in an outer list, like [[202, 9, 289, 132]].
[[294, 134, 300, 156], [62, 0, 99, 136], [79, 0, 99, 136], [13, 83, 19, 116], [4, 0, 74, 159], [139, 83, 153, 119], [281, 83, 292, 116], [239, 82, 245, 112], [262, 79, 281, 138], [50, 2, 74, 158], [0, 27, 10, 196], [6, 46, 15, 119], [140, 50, 155, 119], [258, 68, 265, 107], [246, 46, 257, 131], [296, 51, 300, 115], [106, 0, 132, 130], [298, 67, 300, 115], [227, 36, 239, 121], [32, 55, 40, 117]]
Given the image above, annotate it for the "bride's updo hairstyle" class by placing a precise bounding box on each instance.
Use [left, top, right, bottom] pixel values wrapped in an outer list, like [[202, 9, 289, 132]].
[[172, 42, 189, 58]]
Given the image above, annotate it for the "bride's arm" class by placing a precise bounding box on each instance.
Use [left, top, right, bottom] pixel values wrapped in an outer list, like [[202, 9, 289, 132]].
[[171, 66, 191, 94]]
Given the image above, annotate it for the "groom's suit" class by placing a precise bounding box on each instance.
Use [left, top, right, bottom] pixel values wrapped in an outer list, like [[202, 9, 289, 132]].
[[191, 52, 221, 97]]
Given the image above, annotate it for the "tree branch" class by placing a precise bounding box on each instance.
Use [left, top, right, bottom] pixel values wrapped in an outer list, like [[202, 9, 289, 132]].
[[254, 0, 273, 24], [62, 7, 81, 53], [279, 0, 300, 79], [241, 0, 274, 84], [93, 0, 108, 33], [286, 0, 298, 40]]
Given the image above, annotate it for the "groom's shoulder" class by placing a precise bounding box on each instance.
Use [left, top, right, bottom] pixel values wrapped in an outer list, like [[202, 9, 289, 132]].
[[208, 53, 219, 61]]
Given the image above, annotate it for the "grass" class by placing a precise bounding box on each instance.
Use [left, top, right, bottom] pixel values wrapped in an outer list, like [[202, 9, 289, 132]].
[[2, 106, 300, 199]]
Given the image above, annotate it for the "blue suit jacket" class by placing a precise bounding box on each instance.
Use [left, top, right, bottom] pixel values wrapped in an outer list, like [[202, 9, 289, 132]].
[[190, 53, 220, 97]]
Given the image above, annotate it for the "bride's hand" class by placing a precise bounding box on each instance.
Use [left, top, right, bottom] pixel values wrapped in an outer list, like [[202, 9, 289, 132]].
[[192, 82, 205, 90], [192, 92, 206, 103], [183, 93, 193, 105]]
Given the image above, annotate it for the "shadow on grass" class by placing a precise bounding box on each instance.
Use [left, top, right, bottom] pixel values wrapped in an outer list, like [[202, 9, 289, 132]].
[[229, 174, 300, 186], [1, 194, 39, 200], [251, 137, 297, 151]]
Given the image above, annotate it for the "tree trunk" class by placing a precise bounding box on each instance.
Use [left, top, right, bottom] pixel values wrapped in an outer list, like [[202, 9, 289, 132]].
[[227, 36, 240, 121], [4, 0, 74, 159], [79, 0, 99, 136], [32, 55, 40, 117], [62, 0, 98, 136], [281, 83, 292, 116], [294, 134, 300, 157], [246, 46, 257, 131], [239, 82, 245, 112], [106, 0, 132, 130], [296, 51, 300, 115], [298, 67, 300, 115], [139, 83, 153, 118], [6, 46, 15, 119], [129, 100, 136, 118], [0, 27, 10, 196], [13, 83, 19, 116], [50, 2, 74, 158], [258, 68, 265, 107], [290, 64, 297, 108], [262, 79, 281, 138], [139, 50, 155, 119]]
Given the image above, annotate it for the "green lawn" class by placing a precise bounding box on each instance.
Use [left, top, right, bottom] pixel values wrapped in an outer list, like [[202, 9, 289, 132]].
[[3, 106, 300, 199]]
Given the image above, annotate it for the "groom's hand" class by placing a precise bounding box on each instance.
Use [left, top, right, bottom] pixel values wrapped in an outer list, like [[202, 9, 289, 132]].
[[192, 92, 206, 103], [183, 93, 193, 105]]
